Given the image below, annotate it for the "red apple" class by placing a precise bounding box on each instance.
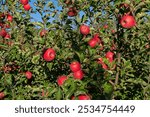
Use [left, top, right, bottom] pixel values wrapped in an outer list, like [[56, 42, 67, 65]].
[[104, 24, 108, 29], [0, 29, 7, 37], [97, 58, 104, 64], [25, 71, 32, 79], [78, 94, 91, 100], [102, 63, 108, 70], [40, 29, 47, 37], [105, 51, 114, 62], [7, 14, 13, 22], [0, 22, 4, 28], [0, 92, 5, 100], [67, 7, 77, 17], [4, 33, 11, 39], [20, 0, 28, 5], [70, 61, 81, 72], [93, 34, 101, 43], [43, 48, 56, 61], [57, 75, 68, 86], [80, 24, 90, 35], [73, 70, 84, 80], [120, 15, 136, 28], [23, 4, 31, 11], [88, 38, 98, 48]]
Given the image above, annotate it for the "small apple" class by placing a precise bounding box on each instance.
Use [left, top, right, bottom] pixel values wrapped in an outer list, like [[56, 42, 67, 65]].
[[102, 63, 108, 70], [0, 22, 4, 28], [88, 38, 98, 48], [73, 70, 84, 80], [23, 4, 31, 11], [104, 24, 108, 29], [0, 29, 7, 37], [78, 94, 91, 100], [57, 75, 68, 86], [7, 14, 13, 22], [25, 71, 32, 79], [93, 34, 101, 43], [80, 24, 90, 35], [105, 51, 114, 62], [4, 33, 11, 39], [40, 29, 47, 37], [43, 48, 56, 61], [70, 61, 81, 72], [120, 15, 136, 28], [0, 92, 5, 100], [20, 0, 28, 5], [67, 7, 77, 17]]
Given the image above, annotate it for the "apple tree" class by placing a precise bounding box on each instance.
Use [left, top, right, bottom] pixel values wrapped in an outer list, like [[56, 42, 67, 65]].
[[0, 0, 150, 100]]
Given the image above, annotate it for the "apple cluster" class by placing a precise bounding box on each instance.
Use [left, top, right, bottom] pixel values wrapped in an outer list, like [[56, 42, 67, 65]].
[[20, 0, 31, 11], [0, 13, 12, 39]]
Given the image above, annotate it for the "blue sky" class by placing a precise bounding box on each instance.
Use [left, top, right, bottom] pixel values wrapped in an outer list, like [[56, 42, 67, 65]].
[[30, 0, 61, 22]]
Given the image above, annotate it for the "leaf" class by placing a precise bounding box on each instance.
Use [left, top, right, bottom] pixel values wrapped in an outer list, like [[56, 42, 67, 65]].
[[56, 88, 62, 100]]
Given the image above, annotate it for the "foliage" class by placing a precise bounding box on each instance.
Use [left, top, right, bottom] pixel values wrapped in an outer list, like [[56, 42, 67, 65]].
[[0, 0, 150, 100]]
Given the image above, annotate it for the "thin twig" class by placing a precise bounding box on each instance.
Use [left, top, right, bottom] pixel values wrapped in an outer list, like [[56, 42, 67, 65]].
[[115, 53, 121, 85]]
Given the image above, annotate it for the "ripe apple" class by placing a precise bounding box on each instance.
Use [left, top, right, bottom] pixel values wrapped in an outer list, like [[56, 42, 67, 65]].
[[25, 71, 32, 79], [40, 29, 47, 37], [0, 92, 5, 100], [0, 29, 7, 37], [70, 61, 81, 72], [93, 34, 101, 43], [102, 63, 108, 70], [4, 33, 11, 39], [105, 51, 114, 63], [67, 7, 77, 17], [20, 0, 28, 5], [88, 38, 98, 48], [43, 48, 56, 61], [120, 15, 136, 28], [104, 24, 108, 29], [97, 58, 104, 64], [80, 24, 90, 35], [78, 94, 91, 100], [7, 14, 13, 22], [23, 4, 31, 11], [57, 75, 68, 86], [73, 70, 84, 80], [0, 22, 4, 28]]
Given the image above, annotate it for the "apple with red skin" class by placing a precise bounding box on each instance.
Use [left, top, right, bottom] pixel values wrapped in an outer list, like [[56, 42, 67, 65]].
[[102, 63, 108, 70], [57, 75, 68, 86], [80, 24, 90, 35], [73, 70, 84, 80], [43, 48, 56, 61], [0, 29, 7, 37], [105, 51, 114, 62], [40, 29, 47, 37], [97, 58, 108, 70], [23, 4, 31, 11], [7, 14, 13, 22], [88, 38, 98, 48], [20, 0, 28, 5], [71, 94, 91, 100], [70, 61, 81, 72], [78, 94, 91, 100], [4, 33, 11, 39], [67, 7, 77, 17], [25, 71, 32, 79], [0, 92, 5, 100], [103, 24, 108, 29], [120, 15, 136, 28]]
